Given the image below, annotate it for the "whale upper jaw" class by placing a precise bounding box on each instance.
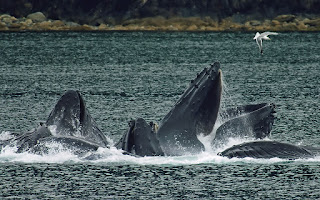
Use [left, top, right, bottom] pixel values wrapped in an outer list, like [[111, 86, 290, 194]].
[[157, 62, 222, 156]]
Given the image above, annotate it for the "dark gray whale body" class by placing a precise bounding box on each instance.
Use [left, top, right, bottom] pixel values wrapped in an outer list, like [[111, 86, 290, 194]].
[[156, 62, 222, 155], [115, 118, 164, 156], [1, 62, 318, 160], [1, 90, 107, 155], [211, 103, 276, 148], [115, 62, 278, 157], [115, 62, 223, 156], [45, 90, 109, 147], [218, 141, 320, 160]]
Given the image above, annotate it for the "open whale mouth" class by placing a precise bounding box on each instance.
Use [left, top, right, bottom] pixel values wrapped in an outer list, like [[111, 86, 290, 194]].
[[46, 90, 84, 136], [45, 90, 109, 147], [156, 62, 223, 155]]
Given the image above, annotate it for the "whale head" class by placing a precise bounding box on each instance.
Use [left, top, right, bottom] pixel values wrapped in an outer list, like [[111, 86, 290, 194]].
[[157, 62, 222, 155], [46, 90, 109, 147]]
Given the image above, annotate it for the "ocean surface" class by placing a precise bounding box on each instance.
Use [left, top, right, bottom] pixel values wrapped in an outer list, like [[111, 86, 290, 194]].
[[0, 31, 319, 199]]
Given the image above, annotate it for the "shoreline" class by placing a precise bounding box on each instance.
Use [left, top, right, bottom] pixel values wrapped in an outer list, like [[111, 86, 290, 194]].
[[1, 13, 320, 32]]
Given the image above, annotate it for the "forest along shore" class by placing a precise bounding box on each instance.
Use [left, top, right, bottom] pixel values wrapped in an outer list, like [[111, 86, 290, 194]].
[[1, 12, 320, 32]]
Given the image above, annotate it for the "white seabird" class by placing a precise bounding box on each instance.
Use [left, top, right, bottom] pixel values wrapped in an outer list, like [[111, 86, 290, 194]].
[[253, 32, 278, 54]]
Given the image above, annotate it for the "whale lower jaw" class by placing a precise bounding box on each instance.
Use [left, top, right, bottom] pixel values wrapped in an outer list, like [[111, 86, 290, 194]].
[[218, 141, 319, 159]]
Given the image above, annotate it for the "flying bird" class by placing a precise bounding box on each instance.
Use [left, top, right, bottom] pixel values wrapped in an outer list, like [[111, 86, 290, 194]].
[[253, 32, 278, 54]]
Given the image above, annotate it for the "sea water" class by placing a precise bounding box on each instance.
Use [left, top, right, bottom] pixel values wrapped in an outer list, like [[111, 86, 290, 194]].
[[0, 32, 319, 199]]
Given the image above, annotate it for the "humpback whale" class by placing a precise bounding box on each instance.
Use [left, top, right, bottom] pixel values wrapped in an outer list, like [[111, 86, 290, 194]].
[[45, 90, 109, 147], [116, 62, 276, 156], [1, 61, 316, 160], [0, 90, 108, 155], [218, 141, 320, 159], [115, 62, 223, 156], [212, 103, 276, 148], [156, 62, 222, 155], [115, 118, 164, 156]]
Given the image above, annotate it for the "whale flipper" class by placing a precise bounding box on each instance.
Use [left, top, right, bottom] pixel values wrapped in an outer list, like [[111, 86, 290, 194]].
[[157, 62, 222, 156], [116, 118, 164, 156], [0, 123, 53, 153], [218, 141, 315, 159], [212, 103, 276, 148], [46, 90, 109, 147], [15, 124, 53, 153]]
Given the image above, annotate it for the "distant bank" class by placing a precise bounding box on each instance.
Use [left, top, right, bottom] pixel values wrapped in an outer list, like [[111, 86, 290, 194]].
[[1, 12, 319, 32], [0, 0, 319, 31]]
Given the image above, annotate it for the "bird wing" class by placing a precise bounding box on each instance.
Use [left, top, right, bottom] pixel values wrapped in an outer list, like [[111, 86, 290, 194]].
[[253, 32, 260, 40], [256, 38, 263, 52], [260, 32, 278, 37]]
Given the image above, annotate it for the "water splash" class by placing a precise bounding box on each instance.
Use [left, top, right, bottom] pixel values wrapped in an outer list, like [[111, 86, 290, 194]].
[[48, 125, 57, 136], [1, 133, 320, 165], [0, 131, 14, 140], [219, 71, 237, 114]]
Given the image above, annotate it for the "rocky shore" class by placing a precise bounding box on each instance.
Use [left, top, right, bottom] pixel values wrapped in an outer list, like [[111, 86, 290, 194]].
[[1, 12, 320, 32], [1, 0, 320, 32]]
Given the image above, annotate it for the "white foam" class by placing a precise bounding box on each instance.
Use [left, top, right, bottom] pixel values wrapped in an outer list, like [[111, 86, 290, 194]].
[[0, 131, 14, 140], [0, 142, 81, 164], [48, 125, 58, 136], [1, 137, 320, 165], [2, 128, 320, 165]]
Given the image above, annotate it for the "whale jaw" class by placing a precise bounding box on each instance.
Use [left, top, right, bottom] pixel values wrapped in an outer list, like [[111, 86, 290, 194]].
[[157, 62, 222, 156]]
